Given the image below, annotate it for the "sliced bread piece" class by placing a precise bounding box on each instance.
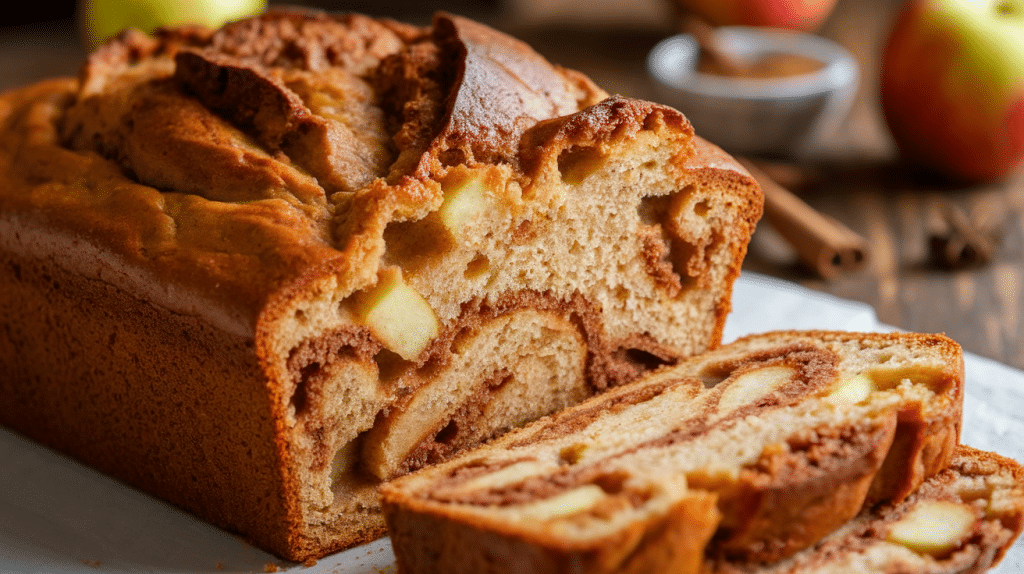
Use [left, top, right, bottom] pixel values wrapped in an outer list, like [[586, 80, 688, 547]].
[[708, 445, 1024, 574], [381, 330, 965, 573]]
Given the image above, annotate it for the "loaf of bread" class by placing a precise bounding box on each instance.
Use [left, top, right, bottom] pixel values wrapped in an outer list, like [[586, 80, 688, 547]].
[[381, 330, 965, 573], [708, 445, 1024, 574], [0, 9, 762, 561]]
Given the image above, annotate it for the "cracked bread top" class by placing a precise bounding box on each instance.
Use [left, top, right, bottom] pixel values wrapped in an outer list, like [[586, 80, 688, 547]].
[[0, 10, 670, 334], [0, 10, 764, 391]]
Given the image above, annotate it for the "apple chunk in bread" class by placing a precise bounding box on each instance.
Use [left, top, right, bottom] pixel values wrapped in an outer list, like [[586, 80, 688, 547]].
[[515, 485, 609, 520], [826, 373, 875, 404], [353, 268, 440, 360], [886, 500, 977, 556], [438, 171, 493, 232], [716, 365, 796, 413]]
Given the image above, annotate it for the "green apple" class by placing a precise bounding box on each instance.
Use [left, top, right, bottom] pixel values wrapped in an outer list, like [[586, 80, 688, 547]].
[[671, 0, 838, 31], [80, 0, 266, 46], [881, 0, 1024, 182]]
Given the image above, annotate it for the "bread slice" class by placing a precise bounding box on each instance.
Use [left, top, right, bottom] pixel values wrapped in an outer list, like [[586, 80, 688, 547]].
[[0, 10, 761, 561], [708, 445, 1024, 574], [381, 330, 965, 573]]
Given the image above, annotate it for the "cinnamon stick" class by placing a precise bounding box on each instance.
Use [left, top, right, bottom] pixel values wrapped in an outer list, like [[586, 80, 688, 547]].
[[739, 158, 869, 279], [743, 158, 824, 192], [681, 17, 749, 77]]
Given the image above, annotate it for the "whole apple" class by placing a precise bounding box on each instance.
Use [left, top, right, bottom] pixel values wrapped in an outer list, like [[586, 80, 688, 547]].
[[881, 0, 1024, 182], [80, 0, 266, 47], [671, 0, 838, 31]]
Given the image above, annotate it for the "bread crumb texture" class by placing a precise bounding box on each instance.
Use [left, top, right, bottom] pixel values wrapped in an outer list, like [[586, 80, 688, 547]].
[[0, 9, 762, 562]]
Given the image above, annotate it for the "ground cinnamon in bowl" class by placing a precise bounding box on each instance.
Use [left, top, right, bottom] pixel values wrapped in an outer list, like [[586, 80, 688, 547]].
[[647, 26, 859, 155], [696, 52, 825, 79]]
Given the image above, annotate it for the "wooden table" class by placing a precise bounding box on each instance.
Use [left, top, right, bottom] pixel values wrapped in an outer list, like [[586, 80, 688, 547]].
[[3, 0, 1022, 370]]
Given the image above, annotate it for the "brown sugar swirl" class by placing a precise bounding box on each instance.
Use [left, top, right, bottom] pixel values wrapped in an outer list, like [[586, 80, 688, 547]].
[[383, 332, 965, 571]]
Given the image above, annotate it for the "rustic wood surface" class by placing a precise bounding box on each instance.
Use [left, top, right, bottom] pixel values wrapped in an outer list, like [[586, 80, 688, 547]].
[[2, 0, 1022, 370]]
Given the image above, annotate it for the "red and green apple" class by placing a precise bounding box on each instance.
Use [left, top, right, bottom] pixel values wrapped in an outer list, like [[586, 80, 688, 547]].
[[881, 0, 1024, 182], [671, 0, 839, 31]]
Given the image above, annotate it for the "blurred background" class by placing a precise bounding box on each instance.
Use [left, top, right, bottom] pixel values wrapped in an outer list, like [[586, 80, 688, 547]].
[[4, 0, 673, 28], [0, 0, 880, 160]]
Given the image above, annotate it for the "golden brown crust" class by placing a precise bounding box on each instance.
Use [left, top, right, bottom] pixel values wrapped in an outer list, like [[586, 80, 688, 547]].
[[172, 12, 404, 193], [386, 488, 722, 574], [0, 10, 762, 562], [1, 78, 343, 338], [423, 13, 604, 171], [518, 95, 692, 180], [938, 446, 1024, 570], [0, 245, 300, 557]]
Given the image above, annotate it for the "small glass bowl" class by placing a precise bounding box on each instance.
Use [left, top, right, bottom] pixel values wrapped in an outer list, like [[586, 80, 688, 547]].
[[646, 27, 859, 157]]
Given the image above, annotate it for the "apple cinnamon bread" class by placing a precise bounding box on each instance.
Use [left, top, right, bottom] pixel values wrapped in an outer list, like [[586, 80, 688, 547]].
[[0, 9, 761, 562], [381, 330, 965, 573], [708, 445, 1024, 574]]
